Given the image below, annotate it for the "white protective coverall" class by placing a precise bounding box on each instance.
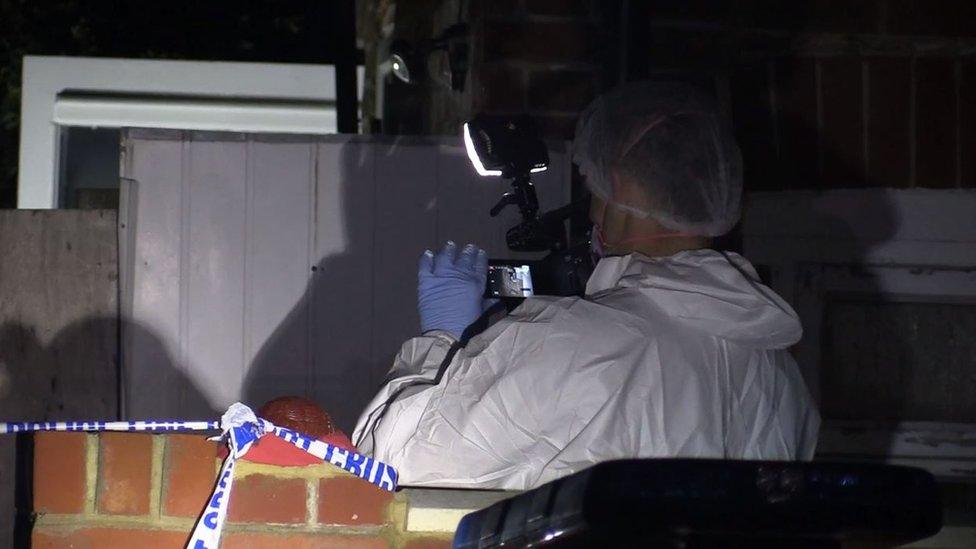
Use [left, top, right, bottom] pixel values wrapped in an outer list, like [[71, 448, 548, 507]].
[[353, 249, 820, 490]]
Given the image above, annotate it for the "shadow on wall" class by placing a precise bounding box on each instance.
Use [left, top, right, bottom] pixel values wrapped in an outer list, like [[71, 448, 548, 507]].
[[748, 54, 913, 441], [0, 317, 214, 547], [0, 315, 216, 422], [242, 141, 405, 433]]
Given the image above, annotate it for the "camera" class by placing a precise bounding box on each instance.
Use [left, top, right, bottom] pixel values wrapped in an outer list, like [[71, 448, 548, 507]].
[[463, 114, 593, 297]]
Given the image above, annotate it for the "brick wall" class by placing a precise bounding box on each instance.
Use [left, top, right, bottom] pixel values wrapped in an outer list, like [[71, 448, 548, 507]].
[[728, 53, 976, 192], [459, 0, 976, 191], [636, 0, 976, 191], [467, 0, 605, 139], [31, 432, 453, 548]]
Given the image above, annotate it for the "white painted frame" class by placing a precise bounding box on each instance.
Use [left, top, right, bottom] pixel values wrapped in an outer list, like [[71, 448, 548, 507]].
[[742, 188, 976, 482], [18, 56, 339, 209]]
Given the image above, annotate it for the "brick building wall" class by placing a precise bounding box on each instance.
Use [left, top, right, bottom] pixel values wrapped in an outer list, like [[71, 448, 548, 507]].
[[31, 432, 454, 548], [446, 0, 976, 193], [468, 0, 605, 140]]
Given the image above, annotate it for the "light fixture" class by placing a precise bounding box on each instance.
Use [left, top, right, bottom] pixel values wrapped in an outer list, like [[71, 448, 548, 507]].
[[463, 122, 502, 176], [462, 114, 549, 179], [388, 41, 414, 84], [386, 24, 469, 91], [462, 114, 553, 252]]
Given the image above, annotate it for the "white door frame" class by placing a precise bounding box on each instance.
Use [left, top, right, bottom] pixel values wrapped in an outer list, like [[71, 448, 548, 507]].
[[742, 188, 976, 481], [18, 56, 340, 209]]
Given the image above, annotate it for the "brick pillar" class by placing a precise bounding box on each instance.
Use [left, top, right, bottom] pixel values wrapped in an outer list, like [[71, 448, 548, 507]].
[[31, 432, 456, 548]]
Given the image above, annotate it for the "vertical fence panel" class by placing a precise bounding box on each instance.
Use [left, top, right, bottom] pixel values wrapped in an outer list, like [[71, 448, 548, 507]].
[[121, 132, 570, 430], [310, 140, 377, 428], [242, 140, 316, 407], [371, 141, 440, 384], [184, 137, 248, 410]]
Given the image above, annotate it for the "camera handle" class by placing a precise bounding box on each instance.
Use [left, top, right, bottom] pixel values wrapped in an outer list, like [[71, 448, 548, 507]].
[[489, 175, 539, 220]]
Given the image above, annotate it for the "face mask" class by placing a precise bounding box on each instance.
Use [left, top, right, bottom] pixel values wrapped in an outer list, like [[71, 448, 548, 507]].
[[590, 224, 607, 260], [589, 223, 695, 260]]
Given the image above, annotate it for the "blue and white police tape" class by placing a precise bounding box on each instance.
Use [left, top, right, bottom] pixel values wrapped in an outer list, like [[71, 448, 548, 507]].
[[262, 422, 398, 491], [187, 403, 397, 549], [3, 402, 398, 549], [0, 420, 219, 434]]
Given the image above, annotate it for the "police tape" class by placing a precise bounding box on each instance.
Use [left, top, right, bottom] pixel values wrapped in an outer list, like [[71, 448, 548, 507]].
[[2, 403, 398, 549], [0, 420, 219, 433]]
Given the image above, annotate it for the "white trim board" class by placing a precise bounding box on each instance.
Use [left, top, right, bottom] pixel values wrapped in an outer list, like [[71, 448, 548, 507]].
[[18, 56, 340, 209], [52, 95, 338, 135]]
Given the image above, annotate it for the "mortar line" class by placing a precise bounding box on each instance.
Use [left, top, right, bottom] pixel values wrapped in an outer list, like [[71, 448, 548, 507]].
[[306, 477, 318, 526], [36, 512, 386, 535], [149, 435, 165, 519], [35, 513, 197, 530], [84, 434, 98, 516]]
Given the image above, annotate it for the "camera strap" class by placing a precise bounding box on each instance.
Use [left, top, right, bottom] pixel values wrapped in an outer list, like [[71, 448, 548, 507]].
[[355, 299, 510, 450]]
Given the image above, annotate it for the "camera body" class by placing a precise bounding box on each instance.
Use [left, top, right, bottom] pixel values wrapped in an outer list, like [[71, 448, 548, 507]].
[[464, 114, 593, 298]]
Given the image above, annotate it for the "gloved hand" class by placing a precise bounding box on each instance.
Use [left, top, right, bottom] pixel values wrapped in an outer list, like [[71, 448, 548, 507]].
[[418, 241, 488, 339]]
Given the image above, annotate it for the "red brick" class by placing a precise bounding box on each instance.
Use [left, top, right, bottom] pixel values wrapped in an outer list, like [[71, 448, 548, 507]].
[[483, 21, 598, 65], [97, 432, 153, 515], [404, 537, 453, 549], [34, 432, 88, 514], [774, 57, 819, 188], [318, 476, 394, 525], [33, 527, 188, 548], [867, 57, 912, 187], [915, 58, 958, 188], [227, 474, 306, 523], [162, 434, 219, 517], [527, 70, 596, 112], [222, 533, 388, 549], [959, 60, 976, 188], [820, 57, 865, 187]]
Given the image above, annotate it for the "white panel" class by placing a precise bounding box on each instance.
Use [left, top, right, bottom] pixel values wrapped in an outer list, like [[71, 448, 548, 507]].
[[743, 188, 976, 267], [184, 139, 248, 410], [242, 141, 316, 407], [54, 95, 338, 134], [372, 141, 440, 382], [434, 143, 512, 257], [311, 139, 377, 429]]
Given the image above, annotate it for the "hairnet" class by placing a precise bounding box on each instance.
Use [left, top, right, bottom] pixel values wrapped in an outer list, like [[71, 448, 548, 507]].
[[572, 81, 743, 236]]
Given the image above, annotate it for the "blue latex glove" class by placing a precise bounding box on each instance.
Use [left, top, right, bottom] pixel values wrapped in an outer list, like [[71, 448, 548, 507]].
[[418, 241, 488, 339]]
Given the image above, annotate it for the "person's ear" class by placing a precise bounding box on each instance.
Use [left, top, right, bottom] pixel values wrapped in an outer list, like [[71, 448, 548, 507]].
[[609, 169, 643, 207], [611, 169, 656, 215], [589, 194, 606, 226]]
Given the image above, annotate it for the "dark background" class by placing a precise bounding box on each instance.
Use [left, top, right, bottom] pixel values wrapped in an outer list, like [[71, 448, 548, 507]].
[[3, 1, 976, 208]]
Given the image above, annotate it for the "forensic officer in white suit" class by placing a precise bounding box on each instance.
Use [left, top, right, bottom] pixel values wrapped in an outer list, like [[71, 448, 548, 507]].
[[354, 81, 820, 490]]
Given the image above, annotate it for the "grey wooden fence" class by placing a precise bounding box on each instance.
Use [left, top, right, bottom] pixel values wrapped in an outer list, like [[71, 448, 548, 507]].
[[119, 130, 571, 430], [0, 209, 119, 547]]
